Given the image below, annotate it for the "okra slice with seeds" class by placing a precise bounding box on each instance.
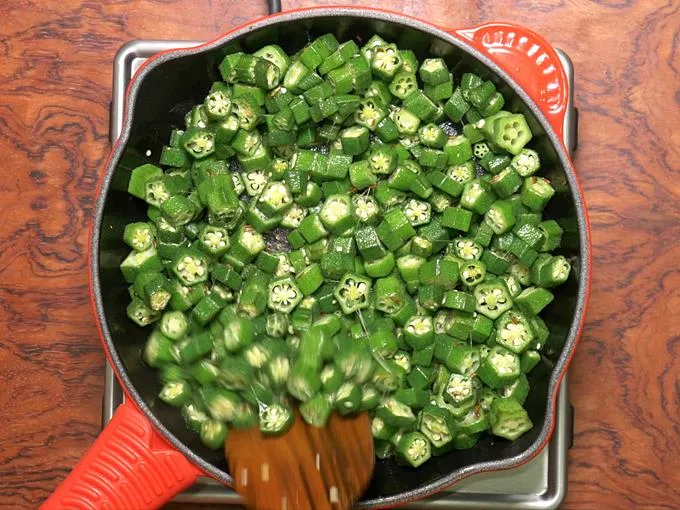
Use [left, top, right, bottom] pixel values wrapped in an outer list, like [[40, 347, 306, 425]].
[[257, 181, 293, 217], [473, 281, 513, 319], [334, 273, 372, 314], [198, 225, 230, 257], [495, 309, 534, 354], [404, 315, 435, 350], [171, 249, 209, 286], [389, 71, 418, 99], [133, 272, 171, 311], [144, 178, 171, 207], [267, 277, 303, 313], [241, 169, 270, 196], [392, 351, 412, 374], [371, 44, 403, 81], [447, 161, 476, 186], [511, 148, 541, 177], [397, 431, 432, 468], [477, 346, 520, 389], [392, 107, 421, 135], [493, 114, 532, 155], [460, 179, 496, 215], [272, 253, 294, 278], [123, 222, 155, 252], [355, 98, 388, 131], [368, 145, 398, 175], [254, 44, 290, 76], [128, 163, 163, 199], [404, 198, 432, 227], [204, 87, 232, 121], [259, 402, 294, 435], [365, 80, 392, 106], [265, 312, 289, 338], [500, 274, 522, 298], [230, 225, 266, 263], [242, 343, 274, 370], [319, 194, 354, 235], [453, 238, 483, 261], [521, 176, 555, 212], [484, 199, 517, 235], [418, 123, 447, 149], [419, 404, 454, 448], [352, 195, 381, 225], [280, 203, 307, 229], [182, 128, 216, 159], [361, 34, 387, 61], [443, 373, 475, 407]]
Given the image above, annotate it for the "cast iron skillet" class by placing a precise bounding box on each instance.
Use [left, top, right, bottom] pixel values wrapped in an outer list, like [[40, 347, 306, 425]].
[[43, 7, 591, 509]]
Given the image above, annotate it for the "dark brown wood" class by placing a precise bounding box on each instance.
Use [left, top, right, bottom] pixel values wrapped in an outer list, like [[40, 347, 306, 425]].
[[0, 1, 678, 509], [226, 411, 373, 510]]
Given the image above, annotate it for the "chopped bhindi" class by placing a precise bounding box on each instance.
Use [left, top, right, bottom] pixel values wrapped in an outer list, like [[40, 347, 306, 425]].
[[122, 34, 572, 470]]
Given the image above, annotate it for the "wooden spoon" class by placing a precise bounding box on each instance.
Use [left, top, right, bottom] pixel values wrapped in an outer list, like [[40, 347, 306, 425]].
[[226, 410, 374, 510]]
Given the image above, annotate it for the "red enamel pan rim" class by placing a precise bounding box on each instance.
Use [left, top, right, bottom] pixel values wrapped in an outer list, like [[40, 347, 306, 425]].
[[88, 6, 591, 507]]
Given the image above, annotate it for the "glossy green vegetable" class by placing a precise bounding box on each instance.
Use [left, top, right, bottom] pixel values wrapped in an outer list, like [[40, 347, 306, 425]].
[[123, 37, 571, 463]]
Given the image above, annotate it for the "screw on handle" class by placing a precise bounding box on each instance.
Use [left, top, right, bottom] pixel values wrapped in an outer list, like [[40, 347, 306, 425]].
[[268, 0, 282, 14]]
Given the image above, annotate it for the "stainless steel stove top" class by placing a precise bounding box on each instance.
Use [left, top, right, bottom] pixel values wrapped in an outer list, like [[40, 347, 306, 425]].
[[105, 40, 577, 510]]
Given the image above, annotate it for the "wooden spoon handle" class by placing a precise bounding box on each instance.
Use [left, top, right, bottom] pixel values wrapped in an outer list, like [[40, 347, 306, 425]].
[[227, 412, 373, 510]]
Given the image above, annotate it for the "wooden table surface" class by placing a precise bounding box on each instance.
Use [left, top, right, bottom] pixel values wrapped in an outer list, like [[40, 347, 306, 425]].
[[1, 0, 678, 508]]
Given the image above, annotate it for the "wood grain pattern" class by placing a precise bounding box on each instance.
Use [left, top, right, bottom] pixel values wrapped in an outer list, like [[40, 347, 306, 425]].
[[226, 411, 373, 510], [0, 0, 677, 509]]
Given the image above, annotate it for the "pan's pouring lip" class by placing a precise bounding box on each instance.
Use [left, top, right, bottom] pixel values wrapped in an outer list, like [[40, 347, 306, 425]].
[[90, 6, 590, 507]]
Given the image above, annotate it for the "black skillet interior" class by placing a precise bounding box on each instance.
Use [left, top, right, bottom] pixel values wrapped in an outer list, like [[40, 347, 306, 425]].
[[96, 13, 582, 506]]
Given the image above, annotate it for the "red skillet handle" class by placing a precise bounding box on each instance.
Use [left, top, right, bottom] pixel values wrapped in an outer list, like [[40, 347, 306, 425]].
[[41, 400, 201, 510], [448, 22, 569, 140]]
